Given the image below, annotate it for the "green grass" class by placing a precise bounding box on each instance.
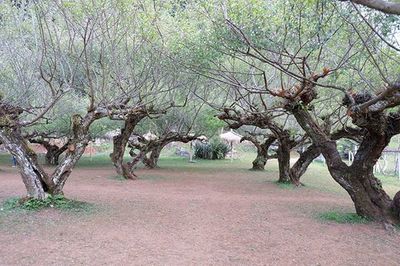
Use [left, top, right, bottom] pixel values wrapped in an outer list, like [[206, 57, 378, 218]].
[[2, 148, 400, 197], [76, 152, 114, 167], [1, 195, 94, 213], [274, 181, 296, 189], [318, 211, 371, 224], [0, 154, 13, 165]]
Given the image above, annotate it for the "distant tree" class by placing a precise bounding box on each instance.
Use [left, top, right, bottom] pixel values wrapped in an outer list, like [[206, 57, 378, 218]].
[[207, 0, 400, 222], [0, 1, 172, 199], [126, 103, 206, 171], [240, 132, 277, 171]]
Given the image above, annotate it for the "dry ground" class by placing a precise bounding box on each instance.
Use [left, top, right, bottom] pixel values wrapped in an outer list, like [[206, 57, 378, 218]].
[[0, 157, 400, 265]]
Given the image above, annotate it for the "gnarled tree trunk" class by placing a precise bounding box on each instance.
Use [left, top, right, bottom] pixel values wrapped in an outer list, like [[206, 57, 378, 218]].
[[0, 109, 106, 199], [292, 105, 397, 222], [110, 114, 145, 179], [242, 135, 276, 171], [0, 128, 50, 199], [343, 133, 393, 219], [289, 144, 321, 186], [47, 113, 98, 194], [276, 134, 292, 183], [46, 145, 66, 165], [252, 150, 268, 170]]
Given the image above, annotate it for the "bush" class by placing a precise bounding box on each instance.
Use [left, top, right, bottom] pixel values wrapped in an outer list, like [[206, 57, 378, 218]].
[[194, 139, 229, 160]]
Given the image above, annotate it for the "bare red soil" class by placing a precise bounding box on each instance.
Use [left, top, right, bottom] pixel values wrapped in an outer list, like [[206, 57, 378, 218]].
[[1, 165, 400, 265]]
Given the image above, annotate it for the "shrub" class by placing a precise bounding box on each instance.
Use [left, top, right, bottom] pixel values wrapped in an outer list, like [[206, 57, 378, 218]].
[[194, 139, 229, 160]]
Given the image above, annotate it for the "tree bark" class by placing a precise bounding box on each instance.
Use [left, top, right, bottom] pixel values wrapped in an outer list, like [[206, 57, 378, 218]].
[[4, 110, 105, 197], [252, 152, 268, 171], [0, 102, 136, 198], [50, 113, 99, 194], [242, 135, 276, 171], [276, 132, 292, 183], [110, 114, 145, 179], [291, 105, 397, 222], [289, 144, 321, 186], [0, 128, 50, 199]]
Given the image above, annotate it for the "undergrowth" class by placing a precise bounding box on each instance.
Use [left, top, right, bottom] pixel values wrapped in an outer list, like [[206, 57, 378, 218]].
[[1, 195, 93, 213], [275, 181, 295, 189], [318, 211, 371, 224]]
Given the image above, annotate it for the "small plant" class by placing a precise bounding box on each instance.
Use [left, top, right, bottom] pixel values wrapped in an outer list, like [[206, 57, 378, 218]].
[[193, 139, 229, 160], [1, 195, 93, 213], [318, 211, 370, 224], [210, 140, 230, 160]]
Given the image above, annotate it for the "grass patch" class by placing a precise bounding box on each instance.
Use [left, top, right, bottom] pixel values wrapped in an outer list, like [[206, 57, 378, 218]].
[[318, 211, 371, 224], [1, 195, 94, 213]]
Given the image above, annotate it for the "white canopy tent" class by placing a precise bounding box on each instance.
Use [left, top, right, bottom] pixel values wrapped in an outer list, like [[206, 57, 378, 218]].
[[219, 129, 242, 161]]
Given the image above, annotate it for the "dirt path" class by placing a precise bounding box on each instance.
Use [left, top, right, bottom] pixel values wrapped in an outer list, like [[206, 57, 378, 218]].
[[1, 165, 400, 265]]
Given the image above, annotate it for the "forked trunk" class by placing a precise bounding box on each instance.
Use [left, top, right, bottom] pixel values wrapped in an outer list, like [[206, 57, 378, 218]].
[[292, 106, 397, 222], [241, 135, 276, 171], [1, 105, 111, 199], [51, 139, 91, 193], [110, 143, 137, 180], [110, 114, 144, 179], [133, 133, 197, 170]]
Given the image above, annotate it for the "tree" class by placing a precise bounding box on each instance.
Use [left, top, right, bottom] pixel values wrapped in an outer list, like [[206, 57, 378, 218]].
[[108, 60, 200, 178], [109, 106, 168, 179], [126, 103, 206, 171], [210, 0, 400, 222], [218, 108, 321, 185], [23, 101, 80, 165], [0, 1, 170, 199]]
